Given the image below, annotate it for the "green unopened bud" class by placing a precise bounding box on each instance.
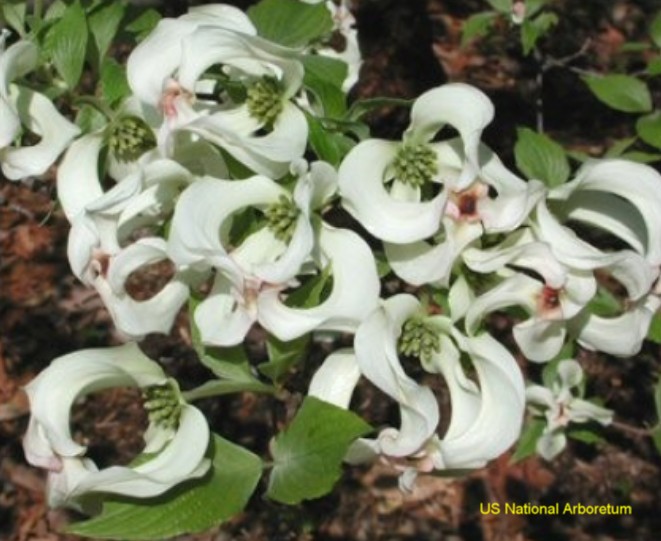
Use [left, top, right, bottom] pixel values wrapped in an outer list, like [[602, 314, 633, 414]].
[[142, 379, 182, 429], [398, 316, 441, 362], [390, 143, 438, 187], [265, 194, 299, 242], [246, 78, 283, 125], [107, 115, 156, 163]]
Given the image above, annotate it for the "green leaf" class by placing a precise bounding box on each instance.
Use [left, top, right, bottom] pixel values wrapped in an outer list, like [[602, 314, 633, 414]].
[[514, 127, 570, 187], [259, 334, 310, 383], [541, 342, 574, 388], [511, 418, 546, 462], [75, 103, 108, 132], [619, 41, 650, 53], [302, 55, 347, 119], [1, 0, 27, 36], [587, 286, 622, 317], [461, 12, 497, 47], [306, 114, 355, 166], [44, 0, 88, 89], [582, 74, 652, 113], [636, 110, 661, 150], [345, 97, 413, 122], [248, 0, 333, 48], [202, 347, 256, 383], [67, 434, 263, 540], [486, 0, 512, 14], [284, 264, 333, 308], [87, 0, 126, 69], [520, 12, 558, 55], [183, 378, 274, 401], [651, 424, 661, 454], [45, 0, 67, 21], [100, 57, 130, 106], [647, 57, 661, 76], [124, 7, 161, 42], [302, 54, 347, 91], [267, 396, 372, 504], [620, 150, 661, 163], [524, 0, 548, 19], [605, 137, 637, 157], [646, 313, 661, 344], [567, 427, 604, 444], [650, 11, 661, 48], [654, 374, 661, 420]]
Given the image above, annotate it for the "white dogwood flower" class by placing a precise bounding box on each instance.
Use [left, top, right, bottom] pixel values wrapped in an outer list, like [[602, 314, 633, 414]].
[[310, 294, 525, 487], [383, 141, 544, 286], [61, 159, 194, 338], [127, 5, 307, 177], [339, 83, 495, 245], [526, 359, 613, 460], [23, 343, 210, 509], [0, 33, 79, 180]]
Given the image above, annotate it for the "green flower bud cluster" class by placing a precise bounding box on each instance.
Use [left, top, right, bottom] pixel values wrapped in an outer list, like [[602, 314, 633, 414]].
[[398, 316, 441, 362], [142, 380, 182, 429], [108, 116, 156, 163], [246, 77, 283, 125], [391, 143, 438, 187], [265, 194, 299, 242]]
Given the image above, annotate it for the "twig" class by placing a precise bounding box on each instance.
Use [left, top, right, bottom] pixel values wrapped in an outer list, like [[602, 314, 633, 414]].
[[609, 420, 652, 438]]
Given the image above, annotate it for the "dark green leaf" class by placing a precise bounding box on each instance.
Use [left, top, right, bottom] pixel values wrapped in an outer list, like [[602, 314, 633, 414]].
[[524, 0, 548, 19], [647, 57, 661, 76], [183, 378, 275, 401], [124, 8, 161, 42], [345, 97, 413, 122], [259, 334, 310, 383], [636, 110, 661, 150], [44, 0, 88, 89], [67, 434, 263, 540], [88, 1, 126, 69], [514, 127, 570, 186], [486, 0, 512, 14], [650, 11, 661, 48], [267, 396, 372, 504], [248, 0, 333, 48], [582, 74, 652, 113], [520, 12, 557, 55], [647, 313, 661, 344], [306, 113, 355, 166], [605, 137, 637, 158], [654, 374, 661, 421], [511, 418, 546, 462], [567, 428, 604, 444], [652, 424, 661, 455], [100, 57, 130, 106], [619, 41, 651, 53], [461, 12, 497, 47], [284, 264, 333, 308]]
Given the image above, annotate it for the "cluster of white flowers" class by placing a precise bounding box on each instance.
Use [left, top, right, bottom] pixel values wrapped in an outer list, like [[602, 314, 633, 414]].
[[4, 0, 659, 513]]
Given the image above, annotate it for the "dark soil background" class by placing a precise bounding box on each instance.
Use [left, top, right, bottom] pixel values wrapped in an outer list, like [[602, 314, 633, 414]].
[[2, 1, 661, 540]]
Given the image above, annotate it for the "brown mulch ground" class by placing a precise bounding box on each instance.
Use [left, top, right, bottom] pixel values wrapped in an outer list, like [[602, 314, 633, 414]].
[[2, 1, 661, 540]]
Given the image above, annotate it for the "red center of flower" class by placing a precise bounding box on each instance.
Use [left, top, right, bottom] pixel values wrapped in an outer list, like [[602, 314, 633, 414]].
[[540, 286, 561, 311]]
